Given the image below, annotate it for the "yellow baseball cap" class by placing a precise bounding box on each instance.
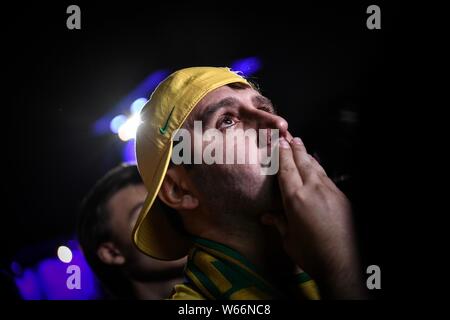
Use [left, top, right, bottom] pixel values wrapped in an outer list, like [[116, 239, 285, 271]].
[[133, 67, 250, 260]]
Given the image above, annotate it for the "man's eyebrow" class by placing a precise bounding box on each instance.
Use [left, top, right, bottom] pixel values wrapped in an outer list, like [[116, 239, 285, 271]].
[[197, 95, 277, 125], [199, 97, 240, 123], [252, 95, 276, 114]]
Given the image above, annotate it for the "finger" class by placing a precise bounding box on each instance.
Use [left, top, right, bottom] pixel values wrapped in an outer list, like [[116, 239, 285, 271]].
[[312, 152, 321, 164], [290, 137, 315, 180], [277, 137, 303, 195], [285, 130, 294, 143], [309, 154, 328, 177], [322, 172, 344, 193]]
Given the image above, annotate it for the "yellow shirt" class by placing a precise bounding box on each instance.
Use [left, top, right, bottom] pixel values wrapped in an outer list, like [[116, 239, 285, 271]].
[[170, 238, 320, 300]]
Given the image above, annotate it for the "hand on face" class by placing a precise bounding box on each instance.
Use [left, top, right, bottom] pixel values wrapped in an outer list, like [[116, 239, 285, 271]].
[[261, 136, 365, 299]]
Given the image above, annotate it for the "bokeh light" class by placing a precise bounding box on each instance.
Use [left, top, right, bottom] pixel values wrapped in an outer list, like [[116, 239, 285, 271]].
[[57, 246, 72, 264]]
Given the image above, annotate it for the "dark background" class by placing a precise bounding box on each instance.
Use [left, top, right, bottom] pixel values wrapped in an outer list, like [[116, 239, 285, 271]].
[[2, 1, 394, 299]]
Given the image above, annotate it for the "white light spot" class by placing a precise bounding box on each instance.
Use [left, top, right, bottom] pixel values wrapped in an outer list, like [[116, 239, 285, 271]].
[[130, 97, 148, 115], [57, 246, 73, 263], [110, 114, 127, 134], [118, 114, 142, 141]]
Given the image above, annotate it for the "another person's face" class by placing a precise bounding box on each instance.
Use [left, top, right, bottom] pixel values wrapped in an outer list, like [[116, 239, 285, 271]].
[[106, 184, 186, 279], [185, 84, 289, 219]]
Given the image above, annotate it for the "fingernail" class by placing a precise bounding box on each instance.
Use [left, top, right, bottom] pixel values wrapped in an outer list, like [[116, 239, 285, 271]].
[[279, 137, 289, 148], [293, 137, 303, 145]]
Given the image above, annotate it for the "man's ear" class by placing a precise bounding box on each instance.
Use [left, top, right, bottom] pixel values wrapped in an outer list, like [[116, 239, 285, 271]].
[[97, 242, 126, 266], [158, 166, 199, 211]]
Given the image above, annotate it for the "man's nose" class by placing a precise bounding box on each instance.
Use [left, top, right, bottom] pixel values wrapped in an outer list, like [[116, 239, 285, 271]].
[[243, 107, 288, 136]]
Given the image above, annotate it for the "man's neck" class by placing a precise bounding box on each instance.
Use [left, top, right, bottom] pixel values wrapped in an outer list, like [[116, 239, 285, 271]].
[[130, 275, 185, 300], [197, 221, 298, 288]]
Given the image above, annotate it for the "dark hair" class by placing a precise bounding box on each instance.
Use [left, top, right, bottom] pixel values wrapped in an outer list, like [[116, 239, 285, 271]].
[[76, 163, 142, 299]]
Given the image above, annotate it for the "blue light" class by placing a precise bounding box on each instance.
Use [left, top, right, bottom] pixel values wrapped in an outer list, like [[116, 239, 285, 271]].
[[93, 70, 170, 136], [231, 57, 262, 76], [15, 269, 41, 300], [122, 140, 137, 164], [130, 97, 148, 114], [11, 261, 22, 276], [14, 243, 101, 300], [110, 115, 127, 134]]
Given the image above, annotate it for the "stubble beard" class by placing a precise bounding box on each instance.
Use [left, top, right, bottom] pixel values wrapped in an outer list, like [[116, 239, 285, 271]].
[[189, 162, 279, 230]]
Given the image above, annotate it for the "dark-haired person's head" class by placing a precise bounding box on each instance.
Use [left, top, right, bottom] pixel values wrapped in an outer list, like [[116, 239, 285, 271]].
[[77, 164, 186, 299]]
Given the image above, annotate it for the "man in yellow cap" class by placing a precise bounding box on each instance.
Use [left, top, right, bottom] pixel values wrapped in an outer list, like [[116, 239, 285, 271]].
[[133, 67, 366, 299]]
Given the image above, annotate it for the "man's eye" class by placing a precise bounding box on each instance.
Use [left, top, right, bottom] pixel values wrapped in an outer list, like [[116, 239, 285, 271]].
[[218, 116, 236, 129]]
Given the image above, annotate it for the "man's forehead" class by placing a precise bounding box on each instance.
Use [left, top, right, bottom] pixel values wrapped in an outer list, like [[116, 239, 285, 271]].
[[192, 84, 259, 115]]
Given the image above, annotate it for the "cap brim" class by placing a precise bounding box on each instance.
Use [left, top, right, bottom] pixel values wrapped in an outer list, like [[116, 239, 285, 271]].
[[132, 142, 192, 260]]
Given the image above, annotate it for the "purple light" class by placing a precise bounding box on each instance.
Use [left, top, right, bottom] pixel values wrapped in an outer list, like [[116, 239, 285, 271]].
[[11, 261, 22, 276], [15, 269, 41, 300], [92, 118, 110, 135], [14, 242, 101, 300], [122, 140, 136, 164], [231, 57, 262, 76]]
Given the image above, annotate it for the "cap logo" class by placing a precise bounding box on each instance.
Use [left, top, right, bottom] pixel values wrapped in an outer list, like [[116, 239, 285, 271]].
[[159, 106, 176, 135]]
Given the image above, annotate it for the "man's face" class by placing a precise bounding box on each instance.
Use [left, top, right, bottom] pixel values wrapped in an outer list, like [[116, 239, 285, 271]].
[[183, 84, 288, 222], [106, 184, 186, 279]]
